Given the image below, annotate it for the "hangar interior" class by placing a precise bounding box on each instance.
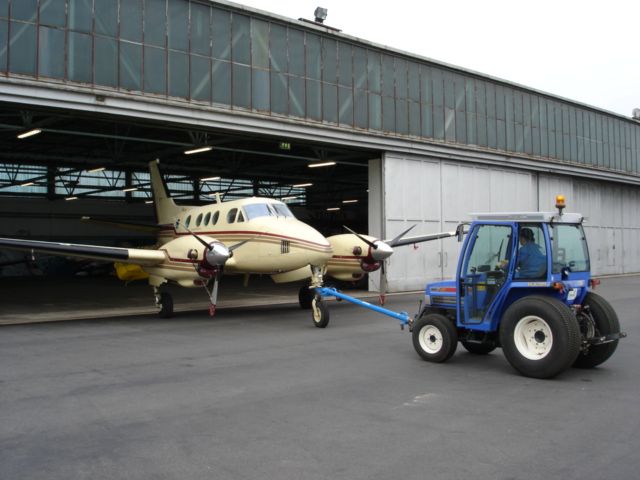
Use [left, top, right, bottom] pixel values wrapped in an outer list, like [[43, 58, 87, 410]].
[[1, 0, 640, 313]]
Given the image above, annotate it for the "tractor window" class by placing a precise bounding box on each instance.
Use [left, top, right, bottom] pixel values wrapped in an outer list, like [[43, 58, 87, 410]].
[[514, 224, 547, 279], [550, 224, 590, 273], [464, 225, 512, 276]]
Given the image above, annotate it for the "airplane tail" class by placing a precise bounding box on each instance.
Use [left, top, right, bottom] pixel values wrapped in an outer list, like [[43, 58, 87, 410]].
[[149, 159, 183, 225]]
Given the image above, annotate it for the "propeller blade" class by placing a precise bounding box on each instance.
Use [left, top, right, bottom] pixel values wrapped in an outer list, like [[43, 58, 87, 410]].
[[185, 227, 212, 250], [386, 225, 416, 247], [228, 238, 252, 252], [343, 225, 378, 249]]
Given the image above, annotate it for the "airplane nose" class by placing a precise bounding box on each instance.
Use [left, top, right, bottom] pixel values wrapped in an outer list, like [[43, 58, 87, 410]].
[[302, 224, 333, 263]]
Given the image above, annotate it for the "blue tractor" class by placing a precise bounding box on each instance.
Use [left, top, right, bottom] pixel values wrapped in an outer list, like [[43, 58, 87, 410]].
[[412, 196, 626, 379]]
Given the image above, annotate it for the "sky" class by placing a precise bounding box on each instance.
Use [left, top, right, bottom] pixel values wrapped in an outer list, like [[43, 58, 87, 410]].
[[233, 0, 639, 118]]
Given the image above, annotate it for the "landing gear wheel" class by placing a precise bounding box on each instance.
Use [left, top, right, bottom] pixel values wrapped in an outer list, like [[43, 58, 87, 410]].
[[298, 285, 313, 310], [311, 295, 330, 328], [573, 292, 621, 369], [500, 296, 580, 379], [158, 292, 174, 318], [461, 341, 497, 355], [412, 313, 458, 363]]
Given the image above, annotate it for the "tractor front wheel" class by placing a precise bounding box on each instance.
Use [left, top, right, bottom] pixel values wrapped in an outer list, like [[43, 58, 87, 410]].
[[500, 296, 580, 379], [412, 313, 458, 363]]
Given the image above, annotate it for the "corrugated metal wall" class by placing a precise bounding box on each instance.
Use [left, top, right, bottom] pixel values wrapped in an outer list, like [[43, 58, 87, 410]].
[[377, 153, 640, 292]]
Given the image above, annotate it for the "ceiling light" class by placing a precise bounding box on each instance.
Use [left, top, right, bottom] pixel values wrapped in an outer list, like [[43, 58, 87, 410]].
[[184, 146, 213, 155], [144, 200, 154, 204], [292, 183, 313, 188], [281, 196, 297, 201], [308, 161, 336, 168], [65, 196, 78, 201], [342, 199, 359, 204], [17, 128, 42, 139], [122, 187, 138, 192], [20, 182, 35, 187], [326, 207, 340, 211], [201, 176, 221, 182], [88, 167, 105, 173]]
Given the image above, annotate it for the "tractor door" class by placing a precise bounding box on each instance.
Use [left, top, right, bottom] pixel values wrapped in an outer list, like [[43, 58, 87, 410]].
[[458, 224, 513, 325]]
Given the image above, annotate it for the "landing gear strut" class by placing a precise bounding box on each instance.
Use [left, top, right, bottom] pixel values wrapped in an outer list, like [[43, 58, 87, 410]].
[[153, 286, 174, 318], [309, 265, 329, 328]]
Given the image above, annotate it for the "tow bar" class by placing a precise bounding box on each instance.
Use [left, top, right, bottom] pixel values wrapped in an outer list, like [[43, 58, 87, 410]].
[[314, 287, 412, 329]]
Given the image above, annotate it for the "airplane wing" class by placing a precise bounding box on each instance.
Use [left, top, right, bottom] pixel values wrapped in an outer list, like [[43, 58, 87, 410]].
[[0, 238, 167, 266], [385, 230, 458, 247]]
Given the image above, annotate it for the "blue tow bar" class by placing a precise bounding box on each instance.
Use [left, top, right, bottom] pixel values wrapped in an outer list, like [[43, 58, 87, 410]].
[[314, 287, 412, 329]]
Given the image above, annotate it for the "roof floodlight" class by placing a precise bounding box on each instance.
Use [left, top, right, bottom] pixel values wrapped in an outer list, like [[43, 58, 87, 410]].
[[314, 7, 327, 23], [17, 129, 42, 139], [184, 146, 213, 155]]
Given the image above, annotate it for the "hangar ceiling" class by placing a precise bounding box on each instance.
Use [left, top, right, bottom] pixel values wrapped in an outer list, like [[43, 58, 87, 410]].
[[0, 102, 376, 233]]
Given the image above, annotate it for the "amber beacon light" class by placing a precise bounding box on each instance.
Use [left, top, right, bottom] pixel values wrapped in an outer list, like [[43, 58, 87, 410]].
[[555, 195, 566, 214]]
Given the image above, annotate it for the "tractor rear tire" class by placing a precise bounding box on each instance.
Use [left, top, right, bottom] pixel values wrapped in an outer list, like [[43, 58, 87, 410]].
[[500, 296, 580, 379], [573, 292, 620, 369], [412, 313, 458, 363]]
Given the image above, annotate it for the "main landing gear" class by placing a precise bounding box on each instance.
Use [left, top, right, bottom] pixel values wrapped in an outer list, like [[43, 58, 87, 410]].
[[153, 286, 174, 318]]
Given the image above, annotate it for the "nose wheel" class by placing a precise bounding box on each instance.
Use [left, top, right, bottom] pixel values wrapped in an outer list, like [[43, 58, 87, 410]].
[[311, 294, 330, 328]]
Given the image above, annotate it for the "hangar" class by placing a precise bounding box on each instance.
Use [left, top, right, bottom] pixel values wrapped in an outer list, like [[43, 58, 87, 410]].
[[1, 0, 640, 309]]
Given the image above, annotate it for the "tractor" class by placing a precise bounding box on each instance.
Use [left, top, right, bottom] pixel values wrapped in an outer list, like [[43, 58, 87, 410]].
[[412, 196, 626, 378]]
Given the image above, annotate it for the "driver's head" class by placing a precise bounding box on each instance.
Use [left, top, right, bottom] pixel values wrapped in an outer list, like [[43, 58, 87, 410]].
[[519, 227, 535, 243]]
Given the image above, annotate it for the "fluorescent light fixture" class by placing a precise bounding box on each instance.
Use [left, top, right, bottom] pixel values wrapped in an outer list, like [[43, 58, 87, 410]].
[[308, 161, 336, 168], [292, 183, 313, 188], [326, 207, 340, 211], [122, 187, 138, 192], [201, 176, 221, 182], [145, 200, 154, 204], [17, 129, 42, 139], [88, 167, 105, 173], [65, 196, 78, 201], [281, 196, 297, 201], [342, 199, 359, 204], [184, 146, 213, 155], [20, 182, 35, 187]]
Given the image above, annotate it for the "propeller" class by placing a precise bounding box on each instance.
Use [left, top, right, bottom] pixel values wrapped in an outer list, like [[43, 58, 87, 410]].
[[342, 225, 394, 262]]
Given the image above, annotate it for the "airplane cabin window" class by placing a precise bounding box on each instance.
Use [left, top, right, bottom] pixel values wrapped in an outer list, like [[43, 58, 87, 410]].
[[196, 213, 203, 227], [203, 212, 211, 226], [243, 203, 273, 220], [227, 208, 237, 224], [185, 215, 191, 229], [237, 211, 245, 223], [212, 211, 219, 225]]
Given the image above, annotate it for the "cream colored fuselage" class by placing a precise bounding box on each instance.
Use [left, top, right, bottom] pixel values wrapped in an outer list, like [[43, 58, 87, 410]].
[[143, 197, 333, 287]]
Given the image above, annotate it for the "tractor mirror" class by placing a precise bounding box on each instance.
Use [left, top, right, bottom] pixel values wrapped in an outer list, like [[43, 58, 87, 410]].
[[455, 224, 466, 242]]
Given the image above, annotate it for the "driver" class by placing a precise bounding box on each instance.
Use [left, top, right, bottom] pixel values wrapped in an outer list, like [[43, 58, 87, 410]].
[[514, 227, 546, 278]]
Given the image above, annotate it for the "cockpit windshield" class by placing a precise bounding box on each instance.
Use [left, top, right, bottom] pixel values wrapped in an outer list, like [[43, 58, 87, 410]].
[[243, 202, 295, 220]]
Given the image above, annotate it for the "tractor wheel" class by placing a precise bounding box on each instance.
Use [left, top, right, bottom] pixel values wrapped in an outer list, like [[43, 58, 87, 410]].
[[461, 340, 497, 355], [500, 296, 580, 379], [298, 285, 313, 310], [158, 292, 174, 318], [573, 292, 620, 369], [311, 295, 330, 328], [412, 313, 458, 363]]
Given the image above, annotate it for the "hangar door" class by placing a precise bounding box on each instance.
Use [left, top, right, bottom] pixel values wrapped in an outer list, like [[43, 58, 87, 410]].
[[378, 153, 537, 292]]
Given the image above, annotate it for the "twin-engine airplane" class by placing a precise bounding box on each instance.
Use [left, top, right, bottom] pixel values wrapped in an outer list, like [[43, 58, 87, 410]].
[[0, 160, 458, 327]]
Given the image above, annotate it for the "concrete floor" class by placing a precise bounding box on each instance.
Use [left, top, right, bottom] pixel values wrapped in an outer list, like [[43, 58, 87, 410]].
[[0, 275, 369, 325], [1, 276, 639, 480]]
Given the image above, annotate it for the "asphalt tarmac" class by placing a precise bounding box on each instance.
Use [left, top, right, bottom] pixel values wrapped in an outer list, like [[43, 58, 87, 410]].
[[1, 276, 639, 480]]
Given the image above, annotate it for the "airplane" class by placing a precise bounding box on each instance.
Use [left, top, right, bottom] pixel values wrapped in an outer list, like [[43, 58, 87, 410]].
[[0, 159, 459, 327]]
